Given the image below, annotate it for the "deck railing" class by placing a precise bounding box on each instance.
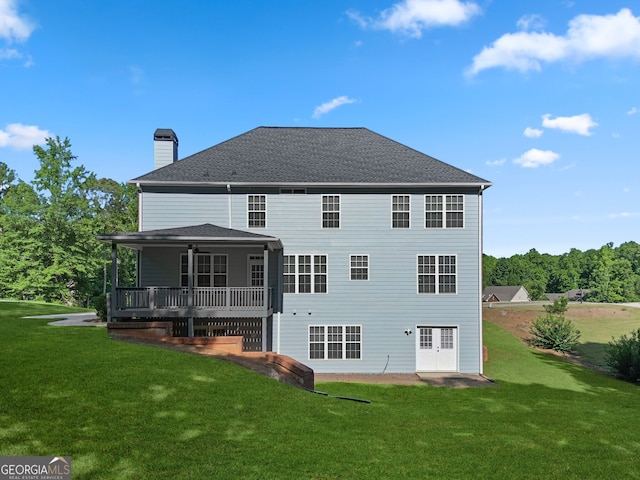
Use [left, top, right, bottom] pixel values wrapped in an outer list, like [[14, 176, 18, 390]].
[[114, 287, 272, 312]]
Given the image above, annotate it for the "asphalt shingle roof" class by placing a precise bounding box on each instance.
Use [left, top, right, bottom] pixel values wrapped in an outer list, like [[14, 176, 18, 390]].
[[132, 127, 491, 186], [97, 223, 282, 248]]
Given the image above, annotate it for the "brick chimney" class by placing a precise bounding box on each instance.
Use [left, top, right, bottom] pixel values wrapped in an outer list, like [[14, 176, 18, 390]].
[[153, 128, 178, 169]]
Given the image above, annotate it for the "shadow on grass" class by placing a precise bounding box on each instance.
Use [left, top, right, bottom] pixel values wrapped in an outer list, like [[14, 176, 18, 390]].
[[527, 349, 628, 394]]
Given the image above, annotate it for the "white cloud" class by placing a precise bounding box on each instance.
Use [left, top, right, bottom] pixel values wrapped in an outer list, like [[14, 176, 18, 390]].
[[0, 0, 35, 66], [0, 123, 50, 149], [486, 158, 506, 167], [609, 212, 640, 219], [513, 148, 560, 168], [542, 113, 597, 136], [0, 0, 34, 42], [312, 96, 358, 119], [0, 45, 17, 58], [348, 0, 481, 38], [628, 106, 639, 115], [516, 14, 547, 32], [468, 8, 640, 75], [524, 127, 543, 138]]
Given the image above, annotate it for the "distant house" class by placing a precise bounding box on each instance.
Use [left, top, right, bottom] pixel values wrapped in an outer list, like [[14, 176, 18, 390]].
[[482, 286, 531, 303], [546, 289, 590, 302], [98, 127, 492, 375]]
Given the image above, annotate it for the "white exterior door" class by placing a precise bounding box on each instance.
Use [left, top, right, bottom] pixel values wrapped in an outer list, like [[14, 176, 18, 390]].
[[247, 255, 264, 287], [416, 326, 458, 372]]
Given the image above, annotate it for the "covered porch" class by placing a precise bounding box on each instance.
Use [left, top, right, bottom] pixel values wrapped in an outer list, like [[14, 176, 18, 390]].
[[98, 223, 283, 350]]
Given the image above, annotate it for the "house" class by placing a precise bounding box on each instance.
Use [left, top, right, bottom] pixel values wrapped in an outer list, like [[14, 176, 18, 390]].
[[546, 289, 589, 302], [99, 127, 491, 374], [482, 286, 531, 303]]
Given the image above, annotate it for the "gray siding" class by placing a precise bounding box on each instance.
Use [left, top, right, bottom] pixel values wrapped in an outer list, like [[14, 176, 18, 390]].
[[140, 189, 483, 374], [141, 193, 229, 231]]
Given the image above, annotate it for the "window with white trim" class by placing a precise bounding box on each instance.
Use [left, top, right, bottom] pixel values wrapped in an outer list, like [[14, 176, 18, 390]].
[[248, 194, 266, 228], [283, 254, 328, 293], [417, 255, 456, 294], [392, 195, 410, 228], [322, 195, 340, 228], [425, 195, 464, 228], [446, 195, 464, 228], [350, 255, 369, 281], [309, 325, 361, 360], [180, 254, 228, 287]]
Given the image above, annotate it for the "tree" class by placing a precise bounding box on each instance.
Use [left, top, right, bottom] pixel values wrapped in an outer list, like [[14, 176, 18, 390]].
[[0, 180, 40, 299], [0, 161, 16, 197], [482, 254, 497, 288], [0, 137, 138, 305], [529, 313, 581, 353], [484, 243, 640, 303], [544, 296, 568, 315], [86, 177, 138, 296]]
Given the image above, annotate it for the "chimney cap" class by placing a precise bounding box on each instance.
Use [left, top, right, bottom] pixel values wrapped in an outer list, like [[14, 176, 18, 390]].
[[154, 128, 178, 145]]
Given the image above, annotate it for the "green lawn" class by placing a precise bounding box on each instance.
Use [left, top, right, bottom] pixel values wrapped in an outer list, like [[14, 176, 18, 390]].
[[571, 305, 640, 366], [2, 302, 640, 479]]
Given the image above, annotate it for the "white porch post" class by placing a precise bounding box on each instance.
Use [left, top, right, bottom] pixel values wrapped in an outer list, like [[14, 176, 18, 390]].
[[187, 244, 194, 338], [262, 246, 269, 352]]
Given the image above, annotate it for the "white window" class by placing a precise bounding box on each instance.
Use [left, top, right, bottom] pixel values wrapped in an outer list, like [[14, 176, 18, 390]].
[[248, 195, 266, 228], [425, 195, 464, 228], [417, 255, 456, 294], [309, 325, 361, 360], [180, 254, 227, 287], [392, 195, 410, 228], [283, 254, 328, 293], [446, 195, 464, 228], [322, 195, 340, 228], [350, 255, 369, 281]]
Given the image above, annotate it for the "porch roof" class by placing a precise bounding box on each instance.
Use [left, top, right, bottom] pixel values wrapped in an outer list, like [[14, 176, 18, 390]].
[[97, 223, 283, 250]]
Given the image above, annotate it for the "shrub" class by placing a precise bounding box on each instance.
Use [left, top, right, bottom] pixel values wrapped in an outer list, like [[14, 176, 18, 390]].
[[544, 296, 568, 315], [529, 314, 581, 353], [605, 328, 640, 383], [93, 293, 107, 322]]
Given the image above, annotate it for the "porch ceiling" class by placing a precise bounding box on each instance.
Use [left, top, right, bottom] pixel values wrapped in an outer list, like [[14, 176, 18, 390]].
[[97, 223, 283, 250]]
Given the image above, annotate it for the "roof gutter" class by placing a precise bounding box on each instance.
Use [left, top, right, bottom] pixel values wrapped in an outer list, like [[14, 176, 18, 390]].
[[131, 180, 493, 189]]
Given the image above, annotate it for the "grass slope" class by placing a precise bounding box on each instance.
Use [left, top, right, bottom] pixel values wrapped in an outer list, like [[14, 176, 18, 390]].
[[2, 302, 640, 479]]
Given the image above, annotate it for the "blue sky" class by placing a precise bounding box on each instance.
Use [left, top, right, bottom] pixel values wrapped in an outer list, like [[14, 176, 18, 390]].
[[1, 0, 639, 257]]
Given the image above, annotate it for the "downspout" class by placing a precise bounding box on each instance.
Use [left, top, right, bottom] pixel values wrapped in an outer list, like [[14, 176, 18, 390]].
[[136, 182, 142, 232], [478, 185, 486, 375], [227, 184, 232, 228]]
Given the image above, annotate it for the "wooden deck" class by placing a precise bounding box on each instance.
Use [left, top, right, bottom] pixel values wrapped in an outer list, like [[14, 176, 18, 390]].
[[110, 286, 273, 319]]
